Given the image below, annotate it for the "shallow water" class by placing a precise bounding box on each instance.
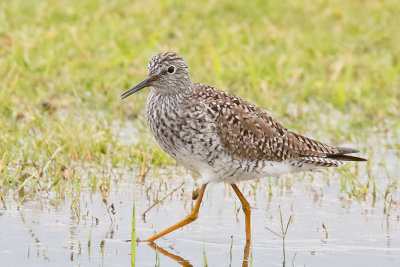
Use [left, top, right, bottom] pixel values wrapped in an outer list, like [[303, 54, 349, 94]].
[[136, 166, 400, 266], [0, 182, 135, 267], [1, 161, 399, 266]]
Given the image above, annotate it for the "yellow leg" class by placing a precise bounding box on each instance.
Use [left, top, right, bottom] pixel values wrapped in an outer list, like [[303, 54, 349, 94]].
[[142, 184, 207, 242], [242, 241, 250, 267], [231, 183, 251, 266], [231, 184, 251, 243]]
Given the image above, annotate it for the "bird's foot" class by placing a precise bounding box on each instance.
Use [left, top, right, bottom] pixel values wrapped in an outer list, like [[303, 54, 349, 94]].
[[136, 237, 146, 243]]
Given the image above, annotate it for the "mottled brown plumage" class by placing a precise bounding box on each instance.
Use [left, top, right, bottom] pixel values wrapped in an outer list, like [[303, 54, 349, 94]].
[[192, 83, 365, 168], [121, 52, 366, 245], [122, 52, 366, 183]]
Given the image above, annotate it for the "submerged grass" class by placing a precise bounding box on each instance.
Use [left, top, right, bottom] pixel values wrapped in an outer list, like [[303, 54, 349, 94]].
[[0, 0, 399, 204], [265, 206, 294, 267], [131, 181, 135, 267]]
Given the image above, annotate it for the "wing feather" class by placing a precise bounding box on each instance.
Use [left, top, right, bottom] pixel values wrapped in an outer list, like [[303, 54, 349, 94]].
[[193, 84, 366, 166]]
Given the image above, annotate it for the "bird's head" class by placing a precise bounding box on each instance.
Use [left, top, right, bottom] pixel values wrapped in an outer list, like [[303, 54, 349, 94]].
[[121, 52, 191, 99]]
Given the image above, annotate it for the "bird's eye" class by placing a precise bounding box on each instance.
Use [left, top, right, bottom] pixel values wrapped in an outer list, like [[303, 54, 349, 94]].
[[167, 66, 175, 74]]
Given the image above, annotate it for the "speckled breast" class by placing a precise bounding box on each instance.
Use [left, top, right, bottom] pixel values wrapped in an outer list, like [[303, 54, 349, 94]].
[[145, 89, 220, 174]]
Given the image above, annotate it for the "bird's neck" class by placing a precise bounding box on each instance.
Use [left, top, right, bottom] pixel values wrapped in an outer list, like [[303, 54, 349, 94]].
[[149, 82, 194, 96]]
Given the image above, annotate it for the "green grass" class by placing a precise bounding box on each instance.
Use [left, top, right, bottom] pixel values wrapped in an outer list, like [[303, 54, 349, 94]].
[[0, 0, 399, 201]]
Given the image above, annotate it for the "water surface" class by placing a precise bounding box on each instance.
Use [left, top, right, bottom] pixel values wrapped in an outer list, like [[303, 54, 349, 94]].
[[1, 157, 399, 266]]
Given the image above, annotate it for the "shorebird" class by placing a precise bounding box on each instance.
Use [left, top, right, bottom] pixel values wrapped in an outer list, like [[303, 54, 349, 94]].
[[121, 52, 366, 245]]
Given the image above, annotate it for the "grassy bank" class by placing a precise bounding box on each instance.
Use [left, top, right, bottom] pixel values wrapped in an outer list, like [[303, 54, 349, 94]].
[[0, 0, 399, 202]]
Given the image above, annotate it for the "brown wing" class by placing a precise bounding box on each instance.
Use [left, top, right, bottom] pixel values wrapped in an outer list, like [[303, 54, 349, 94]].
[[194, 84, 366, 166], [215, 104, 291, 161]]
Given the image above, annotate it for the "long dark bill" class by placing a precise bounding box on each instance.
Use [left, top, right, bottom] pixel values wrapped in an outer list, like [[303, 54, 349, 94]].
[[121, 75, 155, 99]]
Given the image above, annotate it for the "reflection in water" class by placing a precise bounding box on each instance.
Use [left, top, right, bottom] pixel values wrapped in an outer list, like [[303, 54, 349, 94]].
[[147, 242, 193, 267], [145, 240, 251, 267], [136, 164, 400, 266], [69, 209, 79, 262], [19, 209, 50, 263], [1, 152, 399, 267], [0, 182, 135, 266]]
